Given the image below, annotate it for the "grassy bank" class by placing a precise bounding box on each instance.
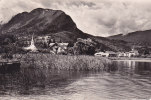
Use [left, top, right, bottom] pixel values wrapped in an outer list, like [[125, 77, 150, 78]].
[[13, 53, 111, 71]]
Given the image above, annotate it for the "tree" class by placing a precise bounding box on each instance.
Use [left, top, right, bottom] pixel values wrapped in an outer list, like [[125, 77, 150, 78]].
[[73, 38, 96, 55], [3, 38, 12, 45], [138, 46, 150, 55]]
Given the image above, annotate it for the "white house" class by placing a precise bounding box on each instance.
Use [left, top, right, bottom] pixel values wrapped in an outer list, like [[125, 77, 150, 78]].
[[95, 52, 108, 57], [118, 52, 129, 57], [118, 52, 125, 57], [128, 50, 139, 57], [95, 51, 117, 57], [118, 49, 139, 58]]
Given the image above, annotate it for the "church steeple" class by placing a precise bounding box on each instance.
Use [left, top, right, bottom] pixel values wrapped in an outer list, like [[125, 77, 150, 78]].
[[23, 33, 38, 52], [30, 34, 35, 46]]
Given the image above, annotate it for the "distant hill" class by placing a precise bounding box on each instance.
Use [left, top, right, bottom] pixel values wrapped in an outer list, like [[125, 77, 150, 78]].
[[0, 8, 130, 52], [108, 30, 151, 46]]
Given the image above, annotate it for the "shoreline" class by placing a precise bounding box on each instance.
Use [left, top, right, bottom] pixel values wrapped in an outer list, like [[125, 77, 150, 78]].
[[109, 57, 151, 62]]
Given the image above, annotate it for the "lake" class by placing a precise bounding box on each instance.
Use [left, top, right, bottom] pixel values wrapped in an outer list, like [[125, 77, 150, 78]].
[[0, 60, 151, 100]]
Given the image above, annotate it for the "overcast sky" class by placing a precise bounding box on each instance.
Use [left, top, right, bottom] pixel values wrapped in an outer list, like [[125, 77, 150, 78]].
[[0, 0, 151, 37]]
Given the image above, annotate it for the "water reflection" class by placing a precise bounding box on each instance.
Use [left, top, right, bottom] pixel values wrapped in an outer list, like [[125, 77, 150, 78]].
[[112, 60, 151, 76], [0, 61, 151, 99], [0, 68, 93, 96]]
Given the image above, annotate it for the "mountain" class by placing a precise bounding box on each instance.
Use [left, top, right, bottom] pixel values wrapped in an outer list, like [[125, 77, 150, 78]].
[[0, 8, 130, 52], [108, 30, 151, 46], [0, 8, 89, 40]]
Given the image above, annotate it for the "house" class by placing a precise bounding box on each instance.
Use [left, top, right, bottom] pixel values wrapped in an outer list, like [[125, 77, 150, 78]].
[[118, 49, 139, 58], [36, 36, 52, 46], [118, 52, 129, 57], [118, 52, 125, 57], [23, 35, 38, 52], [128, 49, 139, 57], [49, 43, 69, 54], [105, 51, 117, 57], [94, 52, 108, 57], [44, 36, 52, 46], [95, 51, 117, 57]]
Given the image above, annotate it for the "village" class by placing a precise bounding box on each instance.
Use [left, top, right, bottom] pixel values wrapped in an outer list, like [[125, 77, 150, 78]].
[[23, 35, 70, 54], [22, 34, 150, 58], [94, 49, 139, 58]]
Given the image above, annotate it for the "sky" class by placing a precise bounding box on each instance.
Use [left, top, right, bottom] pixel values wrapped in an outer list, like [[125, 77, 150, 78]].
[[0, 0, 151, 37]]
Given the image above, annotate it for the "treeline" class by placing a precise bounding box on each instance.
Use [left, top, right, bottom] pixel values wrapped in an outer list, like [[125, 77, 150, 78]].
[[0, 34, 25, 54], [0, 34, 16, 45], [1, 34, 150, 56], [137, 46, 150, 55], [0, 34, 100, 55]]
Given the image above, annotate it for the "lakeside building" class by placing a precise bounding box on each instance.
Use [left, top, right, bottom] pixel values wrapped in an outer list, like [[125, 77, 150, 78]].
[[95, 51, 117, 57], [95, 52, 108, 57], [95, 48, 139, 58], [117, 52, 131, 57], [128, 49, 139, 57], [117, 52, 126, 57], [118, 49, 139, 58]]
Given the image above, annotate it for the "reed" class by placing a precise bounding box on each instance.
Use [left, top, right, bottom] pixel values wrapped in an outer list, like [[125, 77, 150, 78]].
[[13, 53, 111, 71]]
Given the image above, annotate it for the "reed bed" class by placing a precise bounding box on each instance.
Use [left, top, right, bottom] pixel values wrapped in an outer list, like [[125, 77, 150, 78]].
[[13, 53, 111, 71]]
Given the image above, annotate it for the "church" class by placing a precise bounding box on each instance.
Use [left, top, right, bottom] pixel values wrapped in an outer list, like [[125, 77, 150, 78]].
[[23, 35, 38, 52]]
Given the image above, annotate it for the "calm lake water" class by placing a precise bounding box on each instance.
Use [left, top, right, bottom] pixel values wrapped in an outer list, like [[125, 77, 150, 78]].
[[0, 60, 151, 100]]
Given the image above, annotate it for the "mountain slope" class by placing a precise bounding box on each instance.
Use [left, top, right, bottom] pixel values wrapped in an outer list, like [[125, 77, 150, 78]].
[[108, 30, 151, 46], [0, 8, 130, 52], [1, 8, 85, 35], [0, 21, 2, 29]]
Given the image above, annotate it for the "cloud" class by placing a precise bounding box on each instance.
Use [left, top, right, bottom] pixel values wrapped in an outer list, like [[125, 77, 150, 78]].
[[0, 0, 151, 37]]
